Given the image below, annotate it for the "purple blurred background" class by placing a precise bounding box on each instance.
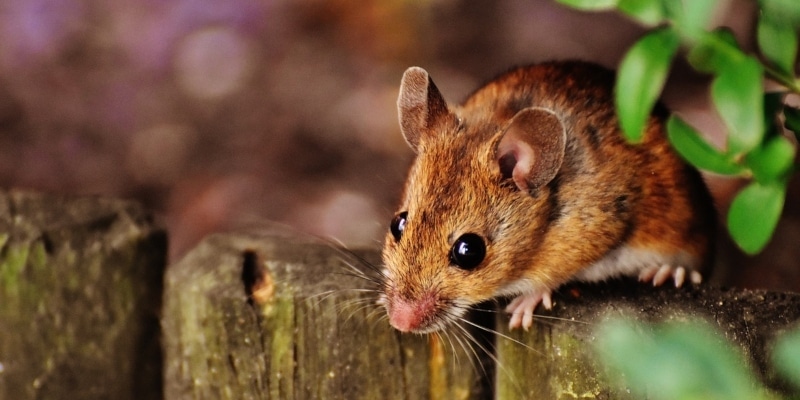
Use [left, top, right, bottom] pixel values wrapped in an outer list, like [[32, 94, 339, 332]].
[[2, 0, 798, 291]]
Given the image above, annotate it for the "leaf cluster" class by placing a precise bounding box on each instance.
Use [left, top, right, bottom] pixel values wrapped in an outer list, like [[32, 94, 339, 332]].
[[557, 0, 800, 254], [595, 317, 800, 400]]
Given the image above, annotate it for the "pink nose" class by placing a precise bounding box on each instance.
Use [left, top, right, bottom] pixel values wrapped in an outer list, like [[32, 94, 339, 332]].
[[389, 296, 436, 332]]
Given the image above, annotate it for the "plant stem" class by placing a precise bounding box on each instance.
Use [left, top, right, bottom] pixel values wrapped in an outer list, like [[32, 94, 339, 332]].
[[762, 64, 800, 94]]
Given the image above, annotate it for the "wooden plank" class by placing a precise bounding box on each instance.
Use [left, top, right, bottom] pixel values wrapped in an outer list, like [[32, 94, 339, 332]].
[[163, 228, 800, 399], [0, 190, 166, 399], [5, 190, 800, 399], [162, 229, 490, 399], [493, 281, 800, 398]]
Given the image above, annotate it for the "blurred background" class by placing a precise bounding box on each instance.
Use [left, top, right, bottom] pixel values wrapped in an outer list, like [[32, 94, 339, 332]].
[[1, 0, 798, 291]]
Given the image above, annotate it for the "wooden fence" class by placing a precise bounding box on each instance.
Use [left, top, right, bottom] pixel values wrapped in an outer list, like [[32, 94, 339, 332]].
[[2, 190, 799, 399]]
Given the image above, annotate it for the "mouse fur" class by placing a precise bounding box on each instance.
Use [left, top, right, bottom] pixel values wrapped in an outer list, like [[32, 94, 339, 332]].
[[381, 61, 715, 333]]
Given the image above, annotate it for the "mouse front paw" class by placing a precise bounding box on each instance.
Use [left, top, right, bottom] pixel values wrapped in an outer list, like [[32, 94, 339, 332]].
[[638, 265, 702, 288], [505, 290, 553, 331]]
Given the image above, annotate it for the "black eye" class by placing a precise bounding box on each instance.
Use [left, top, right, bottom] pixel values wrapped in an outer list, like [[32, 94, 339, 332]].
[[390, 212, 408, 241], [449, 233, 486, 270]]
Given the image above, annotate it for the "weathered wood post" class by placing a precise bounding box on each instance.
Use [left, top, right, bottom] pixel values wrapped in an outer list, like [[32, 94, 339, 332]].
[[5, 190, 798, 399], [0, 190, 166, 399], [493, 282, 800, 399], [162, 229, 491, 399], [162, 227, 800, 399]]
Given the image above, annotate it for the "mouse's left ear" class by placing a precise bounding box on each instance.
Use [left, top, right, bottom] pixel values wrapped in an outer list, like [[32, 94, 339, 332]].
[[496, 107, 566, 192], [397, 67, 453, 153]]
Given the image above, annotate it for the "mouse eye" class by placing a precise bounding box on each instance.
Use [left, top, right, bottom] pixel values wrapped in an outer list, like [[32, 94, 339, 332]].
[[390, 211, 408, 241], [449, 233, 486, 270]]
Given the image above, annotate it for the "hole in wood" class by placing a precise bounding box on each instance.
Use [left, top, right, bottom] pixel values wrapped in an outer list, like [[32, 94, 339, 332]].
[[241, 250, 273, 305], [40, 233, 54, 254]]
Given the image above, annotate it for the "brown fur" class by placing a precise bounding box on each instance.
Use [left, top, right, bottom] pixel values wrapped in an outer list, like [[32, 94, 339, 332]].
[[382, 61, 715, 333]]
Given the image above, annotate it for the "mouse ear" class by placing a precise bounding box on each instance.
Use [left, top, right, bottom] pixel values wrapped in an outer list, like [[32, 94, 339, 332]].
[[397, 67, 451, 153], [496, 107, 566, 192]]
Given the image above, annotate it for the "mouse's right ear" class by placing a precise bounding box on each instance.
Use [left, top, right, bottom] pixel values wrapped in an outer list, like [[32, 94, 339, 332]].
[[397, 67, 451, 153], [496, 107, 566, 192]]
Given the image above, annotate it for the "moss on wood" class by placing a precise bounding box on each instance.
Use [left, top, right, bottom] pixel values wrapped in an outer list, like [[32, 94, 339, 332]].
[[162, 230, 489, 400], [0, 190, 166, 399]]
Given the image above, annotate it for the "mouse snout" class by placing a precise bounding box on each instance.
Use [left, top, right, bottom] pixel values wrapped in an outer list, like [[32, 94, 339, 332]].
[[387, 293, 437, 333]]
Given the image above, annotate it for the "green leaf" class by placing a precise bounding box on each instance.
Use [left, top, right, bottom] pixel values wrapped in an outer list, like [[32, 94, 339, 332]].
[[554, 0, 617, 10], [727, 181, 786, 254], [773, 328, 800, 389], [711, 57, 765, 154], [667, 116, 744, 175], [687, 29, 743, 74], [615, 27, 680, 142], [617, 0, 667, 25], [745, 135, 796, 183], [596, 318, 768, 400], [760, 0, 800, 27], [757, 14, 798, 76], [678, 0, 719, 36]]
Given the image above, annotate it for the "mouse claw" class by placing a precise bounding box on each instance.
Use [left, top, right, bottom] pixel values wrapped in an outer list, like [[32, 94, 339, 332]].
[[542, 292, 552, 310], [653, 265, 673, 286], [505, 290, 552, 331], [639, 265, 702, 288], [690, 270, 703, 284], [673, 266, 686, 287]]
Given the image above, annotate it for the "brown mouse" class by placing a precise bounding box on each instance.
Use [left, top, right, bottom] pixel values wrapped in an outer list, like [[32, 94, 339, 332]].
[[379, 61, 715, 333]]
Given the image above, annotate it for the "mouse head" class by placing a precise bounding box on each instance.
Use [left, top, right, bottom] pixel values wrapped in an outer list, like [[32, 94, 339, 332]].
[[381, 67, 566, 333]]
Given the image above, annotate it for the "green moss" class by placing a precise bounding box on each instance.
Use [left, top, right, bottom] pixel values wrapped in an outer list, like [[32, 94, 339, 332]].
[[29, 240, 47, 269], [265, 296, 297, 399], [0, 232, 9, 249], [495, 321, 635, 399], [1, 243, 30, 298]]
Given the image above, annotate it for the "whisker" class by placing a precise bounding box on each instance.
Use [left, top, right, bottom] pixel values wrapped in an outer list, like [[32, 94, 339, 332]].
[[305, 289, 340, 301], [470, 304, 591, 325], [444, 330, 462, 366], [323, 240, 384, 276], [334, 295, 380, 313], [350, 302, 382, 317], [368, 312, 390, 330], [333, 298, 372, 314], [457, 316, 542, 355], [450, 321, 491, 378], [455, 318, 529, 396], [330, 269, 379, 281]]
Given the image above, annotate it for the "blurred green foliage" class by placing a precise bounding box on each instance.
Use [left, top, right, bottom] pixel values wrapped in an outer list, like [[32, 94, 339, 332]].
[[595, 317, 800, 400], [554, 3, 800, 394], [557, 0, 800, 254]]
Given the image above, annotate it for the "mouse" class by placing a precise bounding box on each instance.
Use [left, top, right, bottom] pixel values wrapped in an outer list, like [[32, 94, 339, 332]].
[[379, 61, 716, 333]]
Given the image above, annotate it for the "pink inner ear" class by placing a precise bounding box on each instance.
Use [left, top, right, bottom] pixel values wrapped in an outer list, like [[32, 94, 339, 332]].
[[513, 145, 535, 191], [498, 133, 536, 192]]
